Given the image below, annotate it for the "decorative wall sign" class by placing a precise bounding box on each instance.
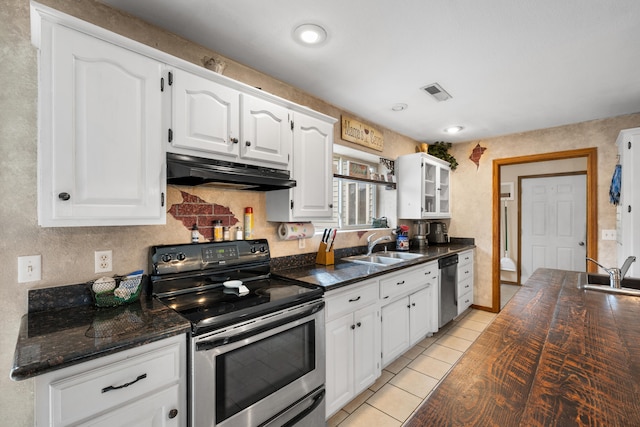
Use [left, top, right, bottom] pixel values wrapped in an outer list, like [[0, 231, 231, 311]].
[[469, 143, 487, 169], [341, 116, 384, 151], [346, 161, 369, 179]]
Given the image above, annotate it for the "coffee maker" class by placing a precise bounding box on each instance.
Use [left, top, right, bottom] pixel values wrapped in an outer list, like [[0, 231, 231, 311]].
[[411, 220, 430, 249], [427, 221, 449, 244]]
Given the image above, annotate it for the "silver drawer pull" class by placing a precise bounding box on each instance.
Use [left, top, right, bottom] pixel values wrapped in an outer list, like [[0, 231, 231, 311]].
[[102, 373, 147, 393], [348, 296, 361, 302]]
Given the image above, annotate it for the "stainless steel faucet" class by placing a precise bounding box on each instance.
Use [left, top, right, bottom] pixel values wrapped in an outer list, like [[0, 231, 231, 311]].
[[367, 232, 392, 256], [586, 256, 636, 289]]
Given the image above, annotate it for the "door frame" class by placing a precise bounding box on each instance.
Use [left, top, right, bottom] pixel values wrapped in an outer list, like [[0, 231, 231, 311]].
[[518, 171, 587, 284], [492, 148, 598, 313]]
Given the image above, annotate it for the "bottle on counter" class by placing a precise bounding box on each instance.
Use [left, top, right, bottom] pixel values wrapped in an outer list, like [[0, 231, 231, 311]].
[[213, 220, 223, 242], [235, 226, 244, 240], [191, 224, 199, 243], [244, 207, 253, 240], [223, 226, 230, 241]]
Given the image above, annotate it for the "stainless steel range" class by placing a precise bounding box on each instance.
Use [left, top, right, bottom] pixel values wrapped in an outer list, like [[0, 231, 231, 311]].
[[150, 239, 325, 427]]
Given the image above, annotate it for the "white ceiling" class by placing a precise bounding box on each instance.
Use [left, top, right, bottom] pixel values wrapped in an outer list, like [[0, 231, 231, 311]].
[[99, 0, 640, 143]]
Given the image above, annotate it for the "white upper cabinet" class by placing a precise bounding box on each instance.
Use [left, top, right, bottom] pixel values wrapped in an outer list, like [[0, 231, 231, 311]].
[[33, 15, 166, 227], [169, 69, 240, 159], [168, 72, 292, 168], [397, 152, 451, 219], [266, 112, 335, 221], [240, 94, 292, 167]]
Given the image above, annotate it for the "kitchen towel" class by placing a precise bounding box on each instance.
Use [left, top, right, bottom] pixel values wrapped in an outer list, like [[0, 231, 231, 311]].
[[278, 222, 315, 240], [610, 164, 621, 205]]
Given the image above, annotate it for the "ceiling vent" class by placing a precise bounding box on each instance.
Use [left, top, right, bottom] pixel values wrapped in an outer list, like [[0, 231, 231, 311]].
[[421, 83, 452, 102]]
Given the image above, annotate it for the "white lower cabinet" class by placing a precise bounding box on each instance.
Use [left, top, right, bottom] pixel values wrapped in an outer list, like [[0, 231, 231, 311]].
[[380, 262, 438, 367], [35, 335, 186, 427], [325, 280, 380, 418], [457, 250, 475, 315]]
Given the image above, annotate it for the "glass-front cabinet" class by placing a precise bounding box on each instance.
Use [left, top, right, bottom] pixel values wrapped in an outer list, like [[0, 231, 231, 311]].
[[397, 152, 451, 219]]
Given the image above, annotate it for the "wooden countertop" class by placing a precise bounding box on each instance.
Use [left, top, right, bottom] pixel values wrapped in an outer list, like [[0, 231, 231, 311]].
[[406, 268, 640, 426]]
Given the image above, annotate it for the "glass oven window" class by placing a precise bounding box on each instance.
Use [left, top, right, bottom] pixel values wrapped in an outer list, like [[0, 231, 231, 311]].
[[215, 320, 316, 423]]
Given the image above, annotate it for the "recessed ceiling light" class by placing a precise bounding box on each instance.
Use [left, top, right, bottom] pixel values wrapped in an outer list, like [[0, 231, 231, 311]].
[[392, 103, 408, 111], [444, 126, 464, 134], [293, 24, 327, 45]]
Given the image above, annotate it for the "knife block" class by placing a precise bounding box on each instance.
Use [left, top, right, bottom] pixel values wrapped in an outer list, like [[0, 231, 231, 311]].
[[315, 242, 334, 265]]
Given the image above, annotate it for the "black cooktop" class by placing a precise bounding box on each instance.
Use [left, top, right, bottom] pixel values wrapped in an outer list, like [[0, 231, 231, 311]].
[[149, 240, 323, 334], [159, 277, 322, 333]]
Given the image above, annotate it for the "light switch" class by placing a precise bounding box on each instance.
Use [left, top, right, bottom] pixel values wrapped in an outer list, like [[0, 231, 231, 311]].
[[18, 255, 42, 283]]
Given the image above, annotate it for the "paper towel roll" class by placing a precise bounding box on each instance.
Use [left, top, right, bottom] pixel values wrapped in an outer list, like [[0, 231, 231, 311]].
[[278, 222, 316, 240]]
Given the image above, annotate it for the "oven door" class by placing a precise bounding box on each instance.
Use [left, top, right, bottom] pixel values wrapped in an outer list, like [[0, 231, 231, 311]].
[[192, 300, 325, 427]]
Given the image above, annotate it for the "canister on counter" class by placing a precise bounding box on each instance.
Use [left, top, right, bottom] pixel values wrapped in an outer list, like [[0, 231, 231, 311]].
[[244, 207, 253, 239], [223, 226, 230, 241]]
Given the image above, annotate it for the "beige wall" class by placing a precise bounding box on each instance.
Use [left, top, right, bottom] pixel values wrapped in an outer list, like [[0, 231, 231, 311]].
[[2, 0, 640, 424]]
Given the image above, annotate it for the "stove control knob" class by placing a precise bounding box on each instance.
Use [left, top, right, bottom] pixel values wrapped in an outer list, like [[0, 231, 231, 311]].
[[250, 247, 257, 253], [161, 254, 172, 263], [260, 246, 266, 252], [177, 253, 186, 261]]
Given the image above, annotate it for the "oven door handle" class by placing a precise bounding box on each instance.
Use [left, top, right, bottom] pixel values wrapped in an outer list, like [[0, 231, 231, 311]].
[[258, 388, 325, 427], [196, 301, 324, 352]]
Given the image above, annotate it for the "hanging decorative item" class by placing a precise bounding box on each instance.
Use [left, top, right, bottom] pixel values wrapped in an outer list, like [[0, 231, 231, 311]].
[[469, 143, 487, 169], [341, 115, 384, 151]]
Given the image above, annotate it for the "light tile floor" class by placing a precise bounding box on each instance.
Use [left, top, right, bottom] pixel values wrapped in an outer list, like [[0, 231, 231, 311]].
[[328, 284, 520, 427]]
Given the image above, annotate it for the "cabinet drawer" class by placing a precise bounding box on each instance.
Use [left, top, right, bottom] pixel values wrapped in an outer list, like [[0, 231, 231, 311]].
[[458, 250, 473, 267], [49, 339, 182, 426], [380, 267, 425, 301], [458, 289, 473, 315], [458, 263, 473, 283], [457, 277, 473, 298], [325, 279, 378, 321]]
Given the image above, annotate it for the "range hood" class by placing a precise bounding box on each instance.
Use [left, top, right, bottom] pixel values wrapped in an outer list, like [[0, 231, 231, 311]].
[[166, 153, 296, 191]]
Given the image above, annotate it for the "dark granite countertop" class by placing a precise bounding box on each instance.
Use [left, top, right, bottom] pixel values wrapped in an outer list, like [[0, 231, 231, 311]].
[[274, 243, 475, 292], [11, 291, 190, 381], [406, 268, 640, 426]]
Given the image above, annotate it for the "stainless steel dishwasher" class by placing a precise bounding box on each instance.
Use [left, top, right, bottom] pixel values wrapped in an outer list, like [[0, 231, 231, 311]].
[[438, 254, 459, 327]]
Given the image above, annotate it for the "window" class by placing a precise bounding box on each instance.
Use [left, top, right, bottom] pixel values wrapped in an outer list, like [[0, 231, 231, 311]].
[[316, 154, 378, 230]]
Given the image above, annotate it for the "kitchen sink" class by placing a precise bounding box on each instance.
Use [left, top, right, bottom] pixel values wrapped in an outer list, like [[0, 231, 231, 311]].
[[579, 272, 640, 296], [586, 273, 640, 290], [342, 255, 405, 266], [377, 252, 423, 260]]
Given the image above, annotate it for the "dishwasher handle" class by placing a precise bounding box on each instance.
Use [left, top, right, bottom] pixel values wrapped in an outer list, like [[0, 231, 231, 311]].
[[438, 254, 459, 269]]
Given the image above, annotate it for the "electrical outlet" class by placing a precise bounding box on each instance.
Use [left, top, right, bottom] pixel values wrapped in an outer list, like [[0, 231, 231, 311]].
[[602, 229, 616, 241], [18, 255, 42, 283], [95, 250, 113, 273]]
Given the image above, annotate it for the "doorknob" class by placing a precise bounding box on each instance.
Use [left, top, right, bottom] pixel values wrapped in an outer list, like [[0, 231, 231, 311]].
[[578, 241, 585, 246]]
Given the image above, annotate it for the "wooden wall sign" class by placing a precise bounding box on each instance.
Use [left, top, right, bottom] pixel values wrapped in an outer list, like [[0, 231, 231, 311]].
[[341, 116, 384, 151]]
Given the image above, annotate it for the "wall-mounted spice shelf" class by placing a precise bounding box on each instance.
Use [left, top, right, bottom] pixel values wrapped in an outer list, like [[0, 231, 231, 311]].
[[333, 174, 396, 189]]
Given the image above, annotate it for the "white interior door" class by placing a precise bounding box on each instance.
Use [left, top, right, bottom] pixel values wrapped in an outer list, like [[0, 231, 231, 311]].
[[520, 174, 587, 282]]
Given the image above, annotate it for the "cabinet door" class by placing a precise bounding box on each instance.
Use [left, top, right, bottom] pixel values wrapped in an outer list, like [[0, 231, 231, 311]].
[[422, 159, 437, 216], [78, 385, 182, 427], [381, 298, 410, 366], [39, 22, 165, 226], [409, 288, 431, 345], [170, 69, 240, 159], [325, 313, 355, 417], [353, 304, 380, 394], [437, 166, 451, 216], [291, 113, 334, 219], [240, 94, 292, 167]]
